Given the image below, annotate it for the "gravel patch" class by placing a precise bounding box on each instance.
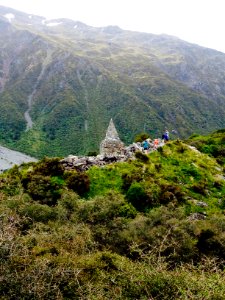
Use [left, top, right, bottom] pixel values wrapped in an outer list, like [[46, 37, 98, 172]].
[[0, 146, 37, 172]]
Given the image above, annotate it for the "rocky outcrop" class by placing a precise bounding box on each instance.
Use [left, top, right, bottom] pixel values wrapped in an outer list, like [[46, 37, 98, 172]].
[[60, 143, 165, 172], [60, 142, 145, 172], [60, 119, 165, 172], [188, 212, 207, 221], [60, 154, 123, 172], [61, 118, 137, 171], [60, 137, 166, 172]]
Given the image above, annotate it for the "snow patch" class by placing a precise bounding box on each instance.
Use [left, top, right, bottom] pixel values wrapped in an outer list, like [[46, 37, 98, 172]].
[[46, 22, 63, 27], [74, 25, 78, 29], [4, 13, 15, 23], [41, 18, 46, 25], [28, 15, 32, 19]]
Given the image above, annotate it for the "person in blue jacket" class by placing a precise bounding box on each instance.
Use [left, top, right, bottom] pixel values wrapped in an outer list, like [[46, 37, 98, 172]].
[[162, 130, 169, 142], [142, 139, 150, 153]]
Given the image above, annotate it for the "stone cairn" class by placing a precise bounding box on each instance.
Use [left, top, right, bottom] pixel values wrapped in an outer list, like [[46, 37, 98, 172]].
[[100, 118, 125, 156], [60, 119, 161, 172]]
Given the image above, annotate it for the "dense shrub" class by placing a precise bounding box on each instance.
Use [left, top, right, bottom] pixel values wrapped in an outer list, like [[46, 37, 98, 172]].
[[126, 182, 151, 211], [196, 228, 225, 261], [191, 181, 208, 196], [134, 132, 150, 142], [64, 171, 90, 196], [32, 157, 64, 176], [78, 192, 137, 225], [0, 175, 21, 196], [159, 184, 185, 205], [87, 151, 98, 156], [19, 203, 57, 223], [23, 174, 64, 205], [120, 207, 199, 265], [121, 171, 143, 191], [135, 151, 150, 163]]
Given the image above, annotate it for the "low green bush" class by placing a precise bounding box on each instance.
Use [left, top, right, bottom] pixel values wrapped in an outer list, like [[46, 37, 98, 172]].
[[64, 171, 90, 196], [32, 157, 64, 176], [23, 174, 64, 206], [78, 192, 136, 225], [134, 132, 150, 142], [135, 151, 150, 163], [19, 202, 57, 223], [126, 182, 151, 211]]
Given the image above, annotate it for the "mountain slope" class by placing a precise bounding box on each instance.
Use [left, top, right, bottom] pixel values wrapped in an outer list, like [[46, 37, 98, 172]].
[[0, 6, 225, 157]]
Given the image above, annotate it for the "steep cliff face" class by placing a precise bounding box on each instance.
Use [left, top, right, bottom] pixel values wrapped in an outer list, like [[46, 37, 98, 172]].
[[0, 6, 225, 157]]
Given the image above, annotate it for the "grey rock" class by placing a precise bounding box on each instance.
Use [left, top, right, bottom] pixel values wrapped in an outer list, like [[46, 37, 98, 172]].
[[196, 201, 208, 207], [188, 212, 206, 221]]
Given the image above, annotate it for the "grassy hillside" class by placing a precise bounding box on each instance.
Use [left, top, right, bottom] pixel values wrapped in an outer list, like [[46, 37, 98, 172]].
[[0, 131, 225, 298], [186, 129, 225, 166]]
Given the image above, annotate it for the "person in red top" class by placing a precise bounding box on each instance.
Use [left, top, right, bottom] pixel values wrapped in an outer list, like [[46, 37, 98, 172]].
[[153, 139, 159, 149]]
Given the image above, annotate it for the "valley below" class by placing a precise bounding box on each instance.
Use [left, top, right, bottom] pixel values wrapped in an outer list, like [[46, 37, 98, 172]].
[[0, 145, 37, 172]]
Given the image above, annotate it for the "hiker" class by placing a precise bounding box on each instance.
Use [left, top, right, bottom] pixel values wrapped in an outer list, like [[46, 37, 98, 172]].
[[162, 130, 169, 142], [153, 138, 159, 149], [142, 139, 150, 153]]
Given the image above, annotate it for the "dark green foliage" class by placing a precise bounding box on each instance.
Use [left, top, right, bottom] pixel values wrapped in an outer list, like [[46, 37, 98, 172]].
[[191, 181, 208, 196], [19, 202, 57, 223], [135, 151, 150, 163], [159, 184, 185, 205], [176, 143, 187, 153], [78, 192, 136, 225], [20, 159, 66, 205], [121, 171, 143, 192], [20, 159, 89, 205], [23, 174, 63, 206], [64, 171, 90, 196], [134, 132, 150, 143], [59, 191, 79, 213], [197, 229, 225, 261], [155, 163, 162, 171], [32, 157, 64, 176], [87, 151, 98, 156], [215, 129, 225, 134], [126, 182, 151, 211], [0, 175, 21, 196]]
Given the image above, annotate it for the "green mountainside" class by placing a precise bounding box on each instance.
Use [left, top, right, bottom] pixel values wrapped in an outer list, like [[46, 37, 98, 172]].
[[0, 130, 225, 298], [0, 6, 225, 157]]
